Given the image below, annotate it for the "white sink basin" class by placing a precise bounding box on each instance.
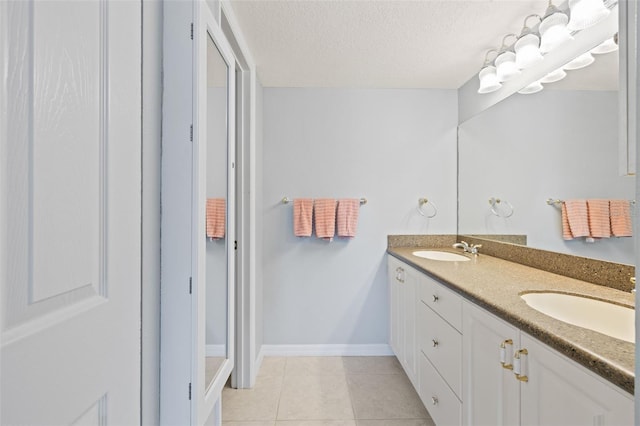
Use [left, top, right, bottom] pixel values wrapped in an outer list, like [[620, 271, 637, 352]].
[[520, 292, 635, 343], [412, 250, 470, 262]]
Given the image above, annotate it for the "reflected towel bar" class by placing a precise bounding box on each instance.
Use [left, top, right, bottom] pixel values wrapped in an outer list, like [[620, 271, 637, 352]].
[[546, 198, 636, 206], [281, 197, 367, 205]]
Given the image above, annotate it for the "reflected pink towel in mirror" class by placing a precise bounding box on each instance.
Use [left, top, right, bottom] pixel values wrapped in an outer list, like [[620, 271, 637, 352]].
[[293, 198, 313, 237], [337, 199, 360, 238], [586, 199, 611, 238], [610, 200, 633, 237], [563, 200, 589, 240], [206, 198, 225, 239]]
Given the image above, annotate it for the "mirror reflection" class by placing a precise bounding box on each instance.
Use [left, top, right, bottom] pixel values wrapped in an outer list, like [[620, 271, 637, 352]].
[[458, 27, 634, 265], [205, 32, 229, 390]]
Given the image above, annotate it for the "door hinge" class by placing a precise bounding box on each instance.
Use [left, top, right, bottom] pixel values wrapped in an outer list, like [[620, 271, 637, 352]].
[[189, 277, 192, 294], [188, 382, 192, 400], [190, 23, 194, 40], [189, 124, 193, 142]]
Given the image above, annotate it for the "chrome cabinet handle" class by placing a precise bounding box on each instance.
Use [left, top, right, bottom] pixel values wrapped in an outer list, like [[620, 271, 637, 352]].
[[431, 396, 439, 405], [432, 294, 439, 302], [432, 339, 439, 348]]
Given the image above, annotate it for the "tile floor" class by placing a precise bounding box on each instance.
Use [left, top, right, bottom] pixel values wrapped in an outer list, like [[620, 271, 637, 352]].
[[221, 356, 436, 426]]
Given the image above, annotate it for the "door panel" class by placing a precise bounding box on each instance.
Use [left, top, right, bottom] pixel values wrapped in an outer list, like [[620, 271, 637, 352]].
[[1, 1, 141, 424]]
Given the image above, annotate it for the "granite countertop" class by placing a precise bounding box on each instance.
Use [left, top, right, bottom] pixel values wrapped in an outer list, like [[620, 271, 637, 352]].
[[387, 246, 635, 395]]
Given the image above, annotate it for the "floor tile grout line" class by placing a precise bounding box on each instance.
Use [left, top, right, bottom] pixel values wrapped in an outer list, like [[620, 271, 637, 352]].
[[273, 357, 287, 422], [341, 356, 358, 422]]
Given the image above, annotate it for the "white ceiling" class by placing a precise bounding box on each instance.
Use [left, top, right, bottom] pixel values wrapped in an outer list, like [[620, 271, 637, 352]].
[[228, 0, 619, 90]]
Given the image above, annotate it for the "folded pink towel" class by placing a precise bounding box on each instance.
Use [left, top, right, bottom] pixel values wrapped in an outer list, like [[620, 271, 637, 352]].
[[561, 203, 573, 240], [314, 198, 337, 241], [206, 198, 225, 239], [563, 200, 590, 239], [587, 199, 611, 238], [337, 199, 360, 238], [610, 199, 633, 237], [293, 198, 313, 237]]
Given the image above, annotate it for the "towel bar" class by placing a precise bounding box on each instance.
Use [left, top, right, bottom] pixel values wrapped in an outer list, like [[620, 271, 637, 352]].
[[546, 198, 636, 206], [281, 197, 367, 205]]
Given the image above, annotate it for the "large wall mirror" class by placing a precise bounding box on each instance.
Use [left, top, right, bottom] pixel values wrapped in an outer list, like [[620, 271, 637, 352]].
[[458, 4, 635, 265], [205, 32, 229, 392]]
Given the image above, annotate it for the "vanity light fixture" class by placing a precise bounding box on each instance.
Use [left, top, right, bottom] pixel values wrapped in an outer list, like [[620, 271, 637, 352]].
[[515, 15, 544, 69], [563, 51, 595, 69], [539, 67, 567, 83], [539, 1, 574, 53], [590, 34, 618, 54], [477, 49, 502, 94], [495, 34, 521, 82], [517, 80, 544, 94], [567, 0, 610, 31]]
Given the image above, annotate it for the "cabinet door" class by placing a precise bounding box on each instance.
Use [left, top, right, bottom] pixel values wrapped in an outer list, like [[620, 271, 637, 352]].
[[462, 301, 520, 426], [403, 266, 418, 387], [387, 257, 404, 358], [387, 256, 418, 388], [520, 333, 634, 426]]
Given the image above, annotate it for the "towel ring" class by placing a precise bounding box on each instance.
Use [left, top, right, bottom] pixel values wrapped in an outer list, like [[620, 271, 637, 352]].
[[417, 198, 438, 218], [489, 197, 514, 218]]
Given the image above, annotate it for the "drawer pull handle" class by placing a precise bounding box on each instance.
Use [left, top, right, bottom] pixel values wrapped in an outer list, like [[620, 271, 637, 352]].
[[432, 339, 439, 348], [431, 396, 439, 406], [513, 348, 529, 382], [432, 294, 439, 302], [500, 339, 514, 370]]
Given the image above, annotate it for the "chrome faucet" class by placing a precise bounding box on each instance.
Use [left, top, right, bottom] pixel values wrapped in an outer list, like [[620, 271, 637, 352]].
[[453, 241, 482, 255]]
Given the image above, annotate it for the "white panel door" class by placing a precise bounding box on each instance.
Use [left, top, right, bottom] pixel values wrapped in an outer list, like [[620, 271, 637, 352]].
[[1, 1, 141, 424]]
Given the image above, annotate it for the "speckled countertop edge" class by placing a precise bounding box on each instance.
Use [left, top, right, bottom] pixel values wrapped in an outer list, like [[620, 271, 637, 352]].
[[387, 245, 635, 395]]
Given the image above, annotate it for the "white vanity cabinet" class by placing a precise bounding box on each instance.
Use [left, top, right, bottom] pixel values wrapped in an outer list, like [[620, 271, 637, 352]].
[[418, 274, 463, 426], [462, 300, 634, 426], [462, 300, 521, 425], [520, 334, 633, 426], [388, 256, 419, 387]]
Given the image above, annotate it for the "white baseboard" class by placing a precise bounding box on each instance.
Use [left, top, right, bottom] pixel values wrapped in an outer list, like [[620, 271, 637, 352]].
[[260, 344, 393, 357], [206, 344, 226, 357]]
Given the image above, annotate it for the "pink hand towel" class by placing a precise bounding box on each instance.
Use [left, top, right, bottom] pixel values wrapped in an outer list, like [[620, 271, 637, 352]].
[[206, 198, 226, 239], [337, 199, 360, 238], [563, 200, 590, 239], [314, 198, 337, 241], [610, 199, 633, 237], [587, 199, 611, 238], [561, 203, 573, 240], [293, 198, 313, 237]]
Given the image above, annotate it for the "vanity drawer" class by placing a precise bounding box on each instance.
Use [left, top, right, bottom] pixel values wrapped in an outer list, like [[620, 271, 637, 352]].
[[420, 274, 462, 331], [419, 352, 462, 426], [419, 301, 462, 398]]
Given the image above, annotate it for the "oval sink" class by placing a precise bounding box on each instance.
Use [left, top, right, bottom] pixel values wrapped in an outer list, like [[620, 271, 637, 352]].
[[520, 292, 635, 343], [412, 250, 470, 262]]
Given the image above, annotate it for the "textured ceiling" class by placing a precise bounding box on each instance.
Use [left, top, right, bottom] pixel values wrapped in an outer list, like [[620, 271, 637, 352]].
[[228, 0, 618, 90]]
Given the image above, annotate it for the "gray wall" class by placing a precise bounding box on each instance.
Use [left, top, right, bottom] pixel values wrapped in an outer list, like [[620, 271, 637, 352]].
[[458, 90, 635, 265], [261, 88, 458, 346]]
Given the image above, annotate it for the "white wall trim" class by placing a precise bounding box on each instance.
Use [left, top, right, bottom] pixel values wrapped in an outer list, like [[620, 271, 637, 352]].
[[205, 344, 227, 358], [261, 344, 394, 357]]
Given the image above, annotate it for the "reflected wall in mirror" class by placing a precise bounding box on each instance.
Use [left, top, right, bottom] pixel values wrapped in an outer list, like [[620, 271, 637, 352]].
[[205, 32, 229, 391], [458, 86, 634, 265]]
